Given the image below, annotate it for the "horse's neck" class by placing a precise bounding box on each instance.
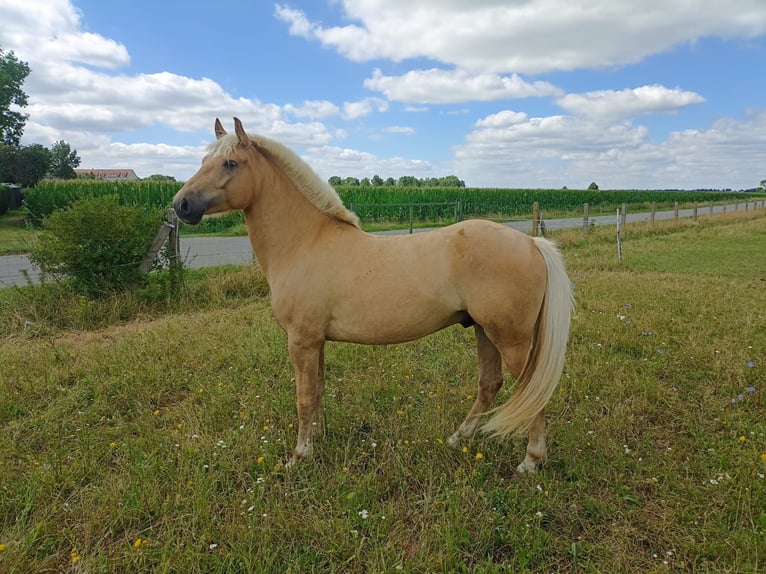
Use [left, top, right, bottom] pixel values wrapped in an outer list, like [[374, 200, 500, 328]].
[[243, 166, 337, 279]]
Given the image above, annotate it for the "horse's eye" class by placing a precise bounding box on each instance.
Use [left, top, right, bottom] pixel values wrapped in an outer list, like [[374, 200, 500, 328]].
[[224, 159, 238, 169]]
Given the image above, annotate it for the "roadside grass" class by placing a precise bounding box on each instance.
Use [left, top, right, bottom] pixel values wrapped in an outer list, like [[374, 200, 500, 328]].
[[0, 214, 764, 572], [0, 209, 37, 256]]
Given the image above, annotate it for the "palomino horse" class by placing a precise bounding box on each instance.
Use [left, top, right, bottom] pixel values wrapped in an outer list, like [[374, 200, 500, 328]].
[[173, 118, 573, 473]]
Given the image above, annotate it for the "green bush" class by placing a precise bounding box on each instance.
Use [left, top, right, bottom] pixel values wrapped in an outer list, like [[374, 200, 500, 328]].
[[29, 195, 166, 296], [0, 184, 10, 215]]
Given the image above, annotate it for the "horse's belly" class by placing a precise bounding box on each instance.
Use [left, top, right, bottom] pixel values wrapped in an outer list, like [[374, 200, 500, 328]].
[[325, 299, 465, 345]]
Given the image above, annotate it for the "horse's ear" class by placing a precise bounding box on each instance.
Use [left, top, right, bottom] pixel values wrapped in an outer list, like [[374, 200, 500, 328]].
[[233, 117, 249, 146], [214, 118, 227, 139]]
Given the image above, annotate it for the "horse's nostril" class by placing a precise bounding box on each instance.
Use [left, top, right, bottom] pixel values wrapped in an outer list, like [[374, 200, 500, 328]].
[[180, 198, 189, 214]]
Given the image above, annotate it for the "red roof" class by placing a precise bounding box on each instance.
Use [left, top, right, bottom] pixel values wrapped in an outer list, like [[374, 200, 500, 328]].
[[75, 169, 139, 179]]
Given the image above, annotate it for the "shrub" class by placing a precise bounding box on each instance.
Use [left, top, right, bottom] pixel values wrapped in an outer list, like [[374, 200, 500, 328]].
[[29, 195, 166, 296]]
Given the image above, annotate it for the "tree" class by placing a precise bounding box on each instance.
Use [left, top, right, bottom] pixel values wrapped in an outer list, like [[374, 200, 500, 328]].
[[397, 175, 419, 187], [371, 175, 383, 186], [48, 140, 81, 179], [441, 175, 465, 188], [17, 144, 51, 187], [0, 143, 50, 187], [760, 179, 766, 190], [328, 176, 342, 187], [145, 174, 177, 182], [0, 48, 31, 146], [588, 182, 599, 191]]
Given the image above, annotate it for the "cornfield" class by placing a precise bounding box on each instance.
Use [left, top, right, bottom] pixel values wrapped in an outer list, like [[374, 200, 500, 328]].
[[21, 180, 761, 229], [338, 186, 759, 223], [24, 180, 182, 223]]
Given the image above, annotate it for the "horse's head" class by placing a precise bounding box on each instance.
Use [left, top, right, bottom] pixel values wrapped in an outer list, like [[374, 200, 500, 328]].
[[173, 117, 257, 224]]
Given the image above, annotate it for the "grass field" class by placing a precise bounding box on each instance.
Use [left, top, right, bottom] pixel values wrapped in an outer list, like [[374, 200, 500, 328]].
[[0, 213, 764, 572]]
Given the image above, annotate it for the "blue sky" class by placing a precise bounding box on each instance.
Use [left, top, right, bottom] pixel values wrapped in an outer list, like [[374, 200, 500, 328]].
[[1, 0, 765, 189]]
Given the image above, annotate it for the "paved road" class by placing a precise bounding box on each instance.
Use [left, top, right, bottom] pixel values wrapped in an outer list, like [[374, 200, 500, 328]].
[[0, 202, 758, 288]]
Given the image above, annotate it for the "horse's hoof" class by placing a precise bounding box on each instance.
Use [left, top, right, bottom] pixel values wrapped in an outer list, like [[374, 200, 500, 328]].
[[447, 433, 462, 448], [284, 456, 301, 470], [516, 460, 539, 474]]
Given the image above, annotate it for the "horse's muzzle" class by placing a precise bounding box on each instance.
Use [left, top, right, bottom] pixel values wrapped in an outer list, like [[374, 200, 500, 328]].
[[172, 192, 207, 225]]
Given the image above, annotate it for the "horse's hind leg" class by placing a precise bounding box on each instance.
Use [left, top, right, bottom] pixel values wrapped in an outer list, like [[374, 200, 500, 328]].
[[517, 409, 546, 474], [448, 325, 503, 446]]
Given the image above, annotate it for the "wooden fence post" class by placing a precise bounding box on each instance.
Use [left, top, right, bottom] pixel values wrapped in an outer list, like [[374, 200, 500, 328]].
[[709, 201, 714, 215], [140, 220, 172, 274], [532, 202, 540, 236], [650, 202, 656, 225], [582, 203, 589, 236], [616, 208, 623, 264], [620, 203, 627, 230], [673, 201, 679, 220], [693, 202, 698, 220], [167, 208, 179, 263]]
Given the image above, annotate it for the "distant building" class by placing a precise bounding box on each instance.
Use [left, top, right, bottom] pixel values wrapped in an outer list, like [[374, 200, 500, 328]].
[[74, 169, 140, 181]]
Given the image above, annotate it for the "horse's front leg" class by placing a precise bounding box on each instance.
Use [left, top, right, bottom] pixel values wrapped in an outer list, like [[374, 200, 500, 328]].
[[287, 336, 325, 465]]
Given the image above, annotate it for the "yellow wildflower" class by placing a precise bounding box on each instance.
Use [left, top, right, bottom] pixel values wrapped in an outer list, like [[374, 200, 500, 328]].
[[109, 442, 117, 448], [0, 543, 7, 551], [739, 435, 746, 442], [761, 453, 766, 462], [475, 452, 484, 461], [71, 547, 81, 564], [462, 447, 468, 453], [153, 409, 160, 416], [257, 456, 265, 464]]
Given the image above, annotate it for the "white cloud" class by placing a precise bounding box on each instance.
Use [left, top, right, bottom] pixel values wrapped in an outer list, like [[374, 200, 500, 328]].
[[0, 0, 129, 69], [475, 111, 529, 129], [301, 145, 435, 180], [453, 108, 766, 189], [557, 86, 706, 119], [382, 126, 415, 135], [364, 68, 562, 104], [284, 100, 341, 119], [342, 98, 388, 120], [275, 0, 766, 74]]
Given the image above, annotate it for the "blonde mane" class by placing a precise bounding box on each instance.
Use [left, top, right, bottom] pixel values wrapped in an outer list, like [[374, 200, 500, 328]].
[[208, 133, 360, 228]]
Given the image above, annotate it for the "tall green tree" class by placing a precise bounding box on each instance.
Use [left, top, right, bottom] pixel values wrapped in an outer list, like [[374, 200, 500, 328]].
[[0, 48, 31, 146], [49, 140, 81, 179], [17, 144, 51, 187], [0, 143, 50, 187]]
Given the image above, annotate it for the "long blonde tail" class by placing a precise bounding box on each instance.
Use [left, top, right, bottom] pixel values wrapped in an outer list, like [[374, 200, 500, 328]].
[[481, 237, 574, 437]]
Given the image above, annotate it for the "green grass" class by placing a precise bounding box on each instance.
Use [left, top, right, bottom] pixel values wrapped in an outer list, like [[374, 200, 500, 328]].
[[0, 213, 765, 572], [0, 209, 37, 255]]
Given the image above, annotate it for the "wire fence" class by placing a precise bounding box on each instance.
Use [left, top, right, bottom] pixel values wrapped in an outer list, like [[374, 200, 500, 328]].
[[1, 199, 764, 288]]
